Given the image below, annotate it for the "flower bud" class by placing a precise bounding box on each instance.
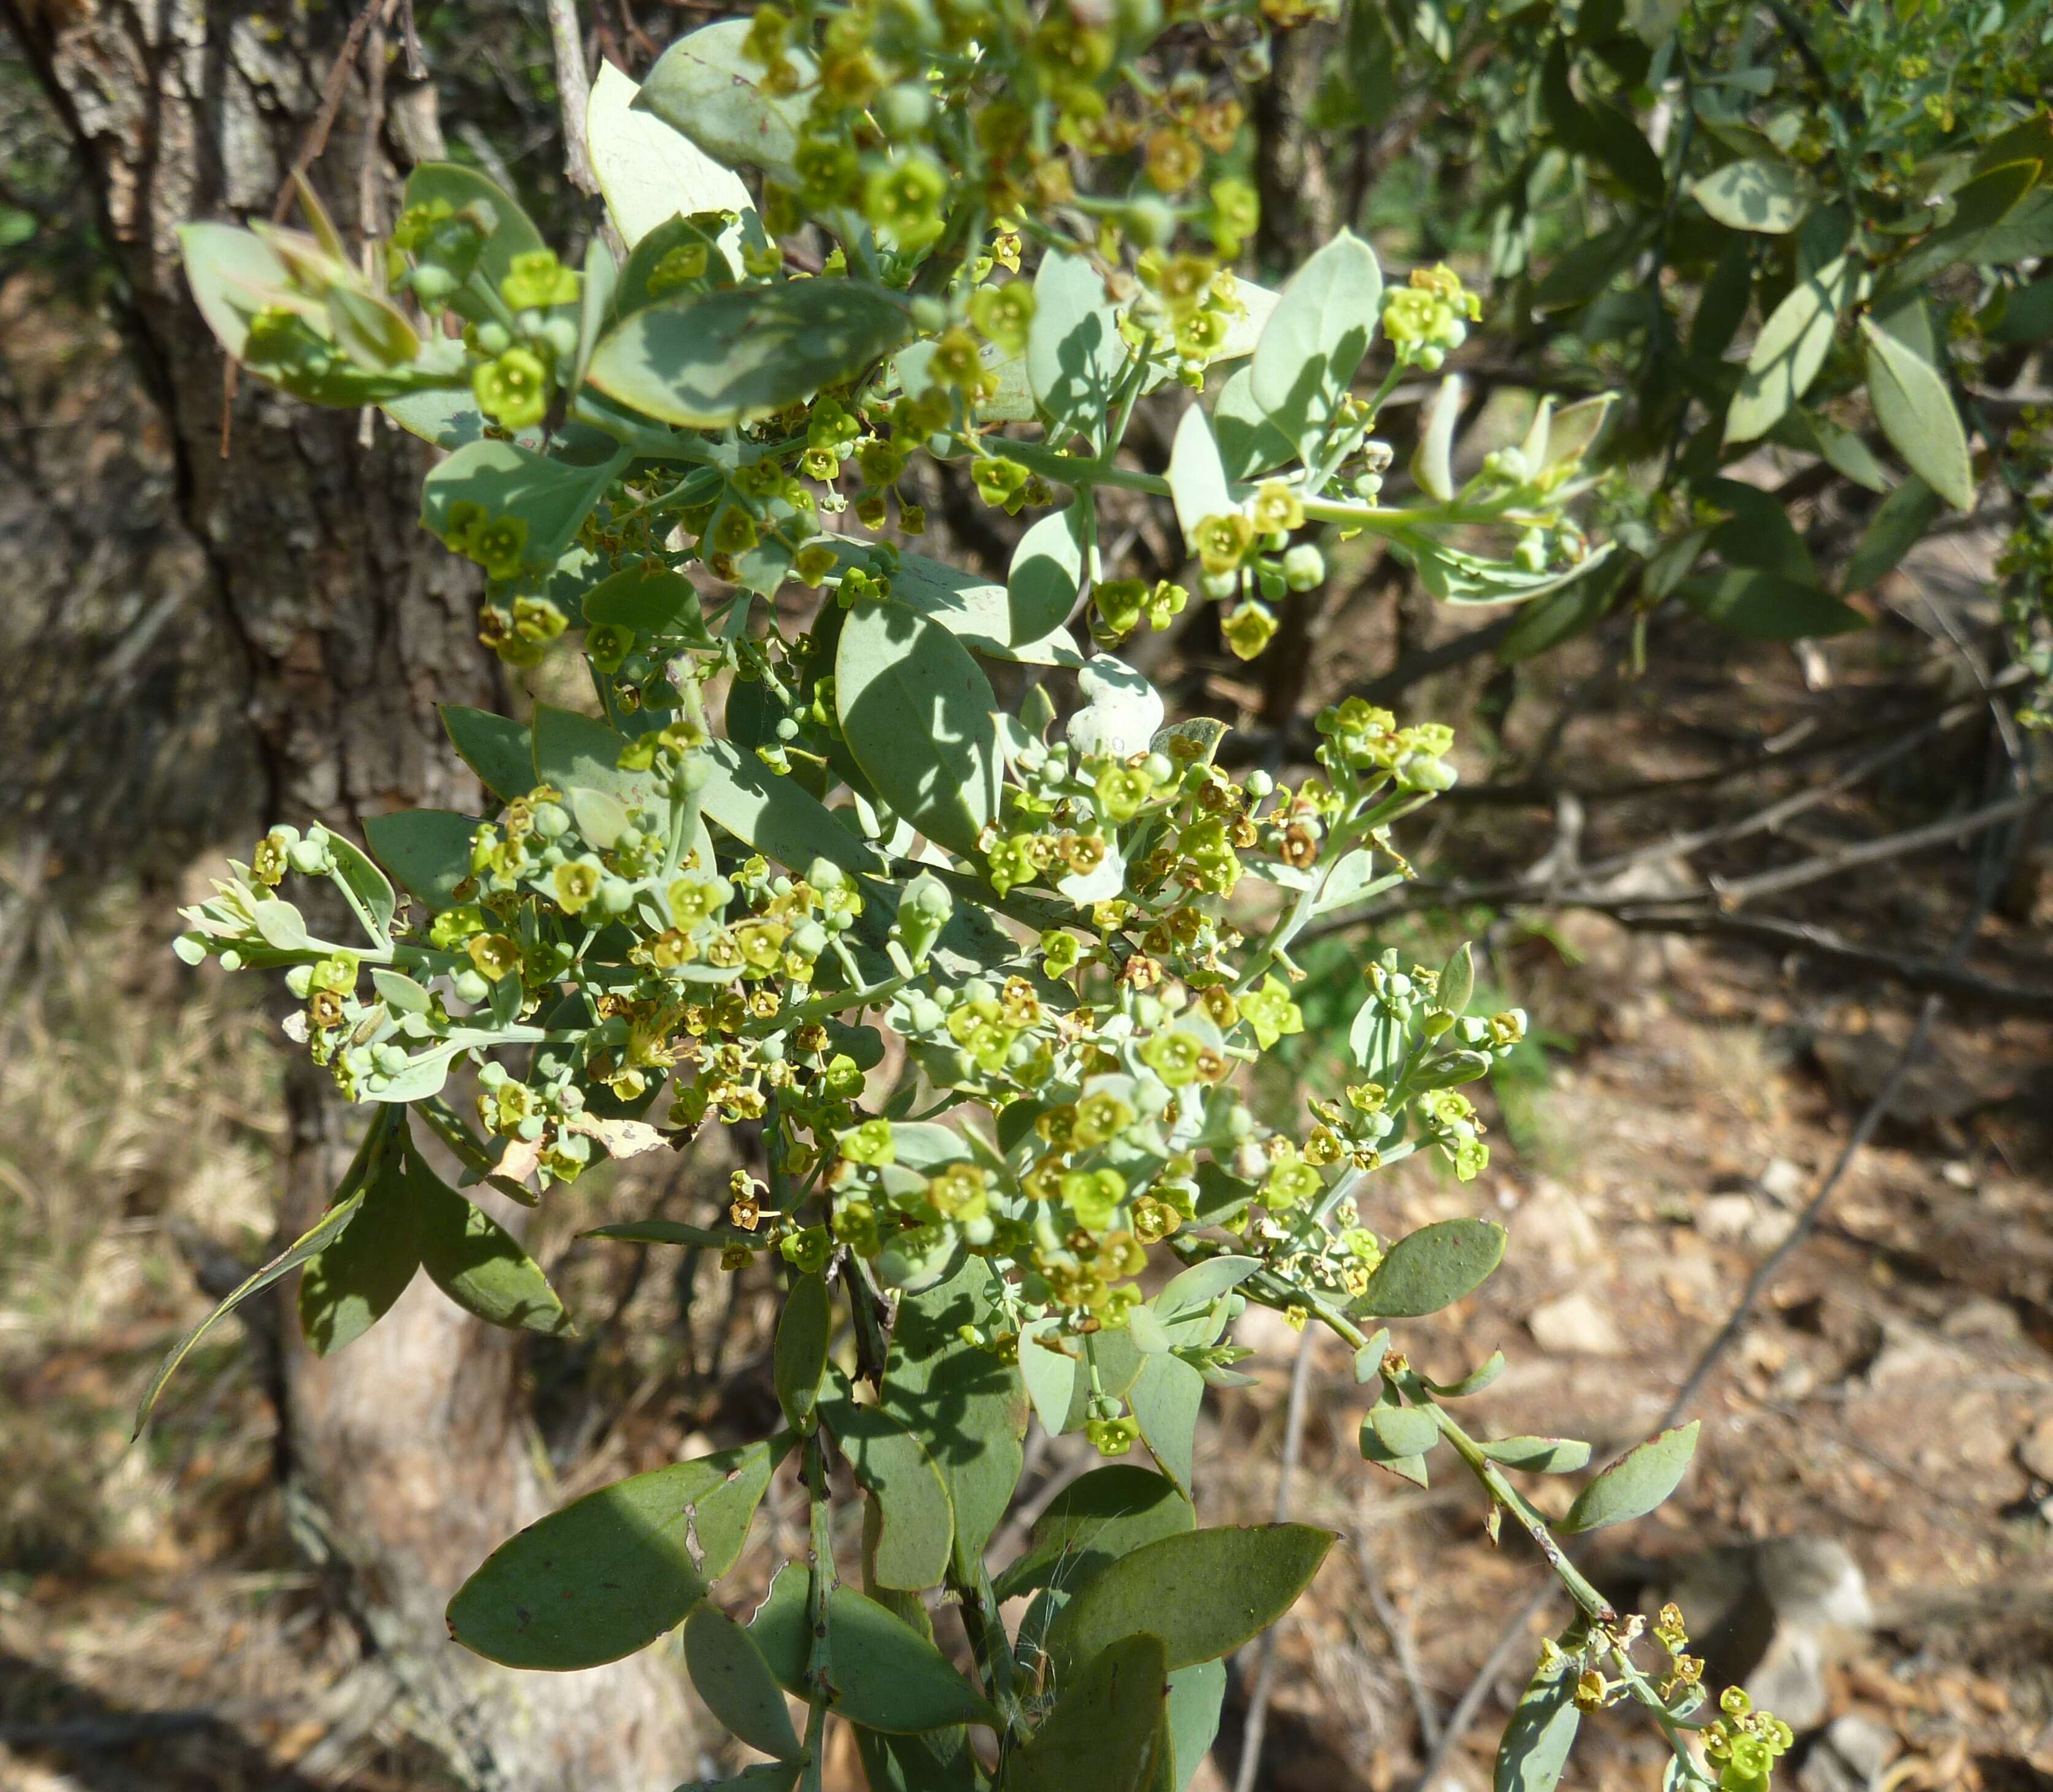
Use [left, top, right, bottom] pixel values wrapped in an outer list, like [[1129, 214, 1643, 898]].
[[1282, 543, 1326, 592]]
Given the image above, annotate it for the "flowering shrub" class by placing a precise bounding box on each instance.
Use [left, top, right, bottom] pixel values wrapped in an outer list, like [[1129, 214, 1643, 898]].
[[154, 3, 1786, 1788]]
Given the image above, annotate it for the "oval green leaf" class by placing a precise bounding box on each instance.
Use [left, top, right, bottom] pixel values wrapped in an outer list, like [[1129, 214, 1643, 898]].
[[1006, 1632, 1167, 1792], [685, 1602, 803, 1761], [1560, 1421, 1701, 1534], [993, 1464, 1195, 1604], [1046, 1523, 1335, 1675], [1357, 1218, 1507, 1318], [446, 1441, 772, 1668]]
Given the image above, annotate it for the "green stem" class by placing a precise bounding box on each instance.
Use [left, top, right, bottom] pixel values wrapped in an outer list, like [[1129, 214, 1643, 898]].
[[799, 1430, 835, 1792]]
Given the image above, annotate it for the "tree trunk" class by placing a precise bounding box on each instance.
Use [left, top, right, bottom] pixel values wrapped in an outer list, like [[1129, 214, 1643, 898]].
[[2, 3, 693, 1785]]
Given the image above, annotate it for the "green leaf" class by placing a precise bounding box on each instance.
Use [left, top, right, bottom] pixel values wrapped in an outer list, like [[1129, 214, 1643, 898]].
[[701, 740, 883, 876], [1249, 228, 1382, 458], [1128, 1354, 1205, 1500], [1843, 477, 1942, 594], [833, 538, 1082, 665], [1976, 188, 2053, 265], [441, 706, 535, 805], [1699, 476, 1814, 582], [1725, 255, 1857, 445], [1989, 275, 2053, 346], [836, 599, 1002, 856], [825, 1584, 1003, 1732], [1212, 367, 1298, 482], [880, 1259, 1026, 1578], [586, 1218, 757, 1249], [685, 1602, 803, 1761], [1028, 251, 1128, 446], [446, 1441, 772, 1667], [402, 163, 546, 324], [1004, 504, 1099, 667], [575, 236, 616, 397], [1151, 1256, 1260, 1329], [1480, 1437, 1593, 1474], [1678, 568, 1868, 639], [1006, 1632, 1167, 1792], [820, 1376, 956, 1591], [1860, 319, 1976, 511], [993, 1465, 1195, 1604], [856, 1726, 984, 1792], [1888, 158, 2041, 289], [1018, 1335, 1081, 1437], [1559, 1421, 1701, 1534], [673, 1766, 802, 1792], [588, 281, 912, 430], [408, 1145, 575, 1337], [1493, 1619, 1589, 1792], [362, 810, 477, 913], [298, 1111, 417, 1357], [1411, 373, 1461, 502], [1046, 1524, 1335, 1675], [1690, 159, 1812, 233], [581, 566, 710, 637], [1163, 1661, 1227, 1792], [136, 1180, 375, 1433], [318, 836, 395, 942], [1423, 1348, 1502, 1398], [1353, 1330, 1390, 1383], [774, 1271, 832, 1433], [637, 18, 815, 181], [1366, 1402, 1440, 1459], [531, 704, 658, 809], [586, 58, 755, 249], [1166, 406, 1233, 551], [421, 438, 627, 569], [1357, 1219, 1506, 1317], [1404, 537, 1620, 607]]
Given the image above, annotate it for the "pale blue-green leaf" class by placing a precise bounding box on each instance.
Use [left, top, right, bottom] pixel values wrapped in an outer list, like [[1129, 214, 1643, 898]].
[[1047, 1524, 1335, 1674], [1559, 1421, 1701, 1534], [1151, 1256, 1260, 1327], [1690, 158, 1812, 233], [137, 1184, 371, 1432], [825, 1585, 1003, 1732], [1249, 228, 1382, 455], [1493, 1619, 1589, 1792], [1019, 1334, 1080, 1436], [1008, 505, 1095, 659], [835, 599, 1002, 856], [635, 19, 815, 180], [1367, 1402, 1441, 1459], [1212, 366, 1297, 482], [441, 705, 535, 804], [587, 58, 753, 249], [363, 810, 478, 912], [408, 1147, 574, 1336], [1860, 318, 1977, 511], [581, 566, 710, 637], [1129, 1352, 1205, 1499], [1028, 251, 1127, 444], [1166, 406, 1233, 549], [1411, 373, 1462, 502], [402, 163, 546, 322], [819, 1376, 957, 1590], [420, 438, 626, 568], [831, 537, 1081, 665], [700, 740, 883, 876], [993, 1464, 1194, 1604], [1725, 255, 1857, 444], [684, 1602, 802, 1761], [1843, 476, 1941, 594], [446, 1441, 771, 1667], [1006, 1632, 1166, 1792], [588, 280, 912, 429], [1165, 1661, 1227, 1792], [772, 1270, 831, 1434], [1481, 1437, 1593, 1474], [1357, 1218, 1507, 1317], [1065, 653, 1163, 759]]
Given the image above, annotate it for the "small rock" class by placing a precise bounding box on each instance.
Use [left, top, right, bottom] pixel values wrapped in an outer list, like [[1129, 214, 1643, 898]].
[[1941, 1297, 2022, 1344], [1750, 1626, 1829, 1731], [2020, 1414, 2053, 1484], [1939, 1160, 1977, 1190], [1527, 1290, 1625, 1356], [1797, 1713, 1899, 1792], [1701, 1193, 1760, 1243], [1757, 1537, 1873, 1633], [1758, 1157, 1807, 1204]]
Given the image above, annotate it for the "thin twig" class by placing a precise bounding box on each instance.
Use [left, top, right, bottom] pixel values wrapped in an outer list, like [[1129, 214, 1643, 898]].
[[543, 0, 602, 197], [1233, 1328, 1318, 1792], [1355, 1524, 1443, 1751]]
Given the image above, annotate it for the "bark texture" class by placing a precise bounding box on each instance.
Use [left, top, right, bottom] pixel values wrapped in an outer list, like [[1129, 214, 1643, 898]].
[[2, 2, 692, 1785]]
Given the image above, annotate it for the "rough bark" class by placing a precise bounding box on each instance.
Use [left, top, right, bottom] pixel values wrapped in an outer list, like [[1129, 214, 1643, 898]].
[[1, 2, 693, 1785], [1251, 19, 1339, 271]]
